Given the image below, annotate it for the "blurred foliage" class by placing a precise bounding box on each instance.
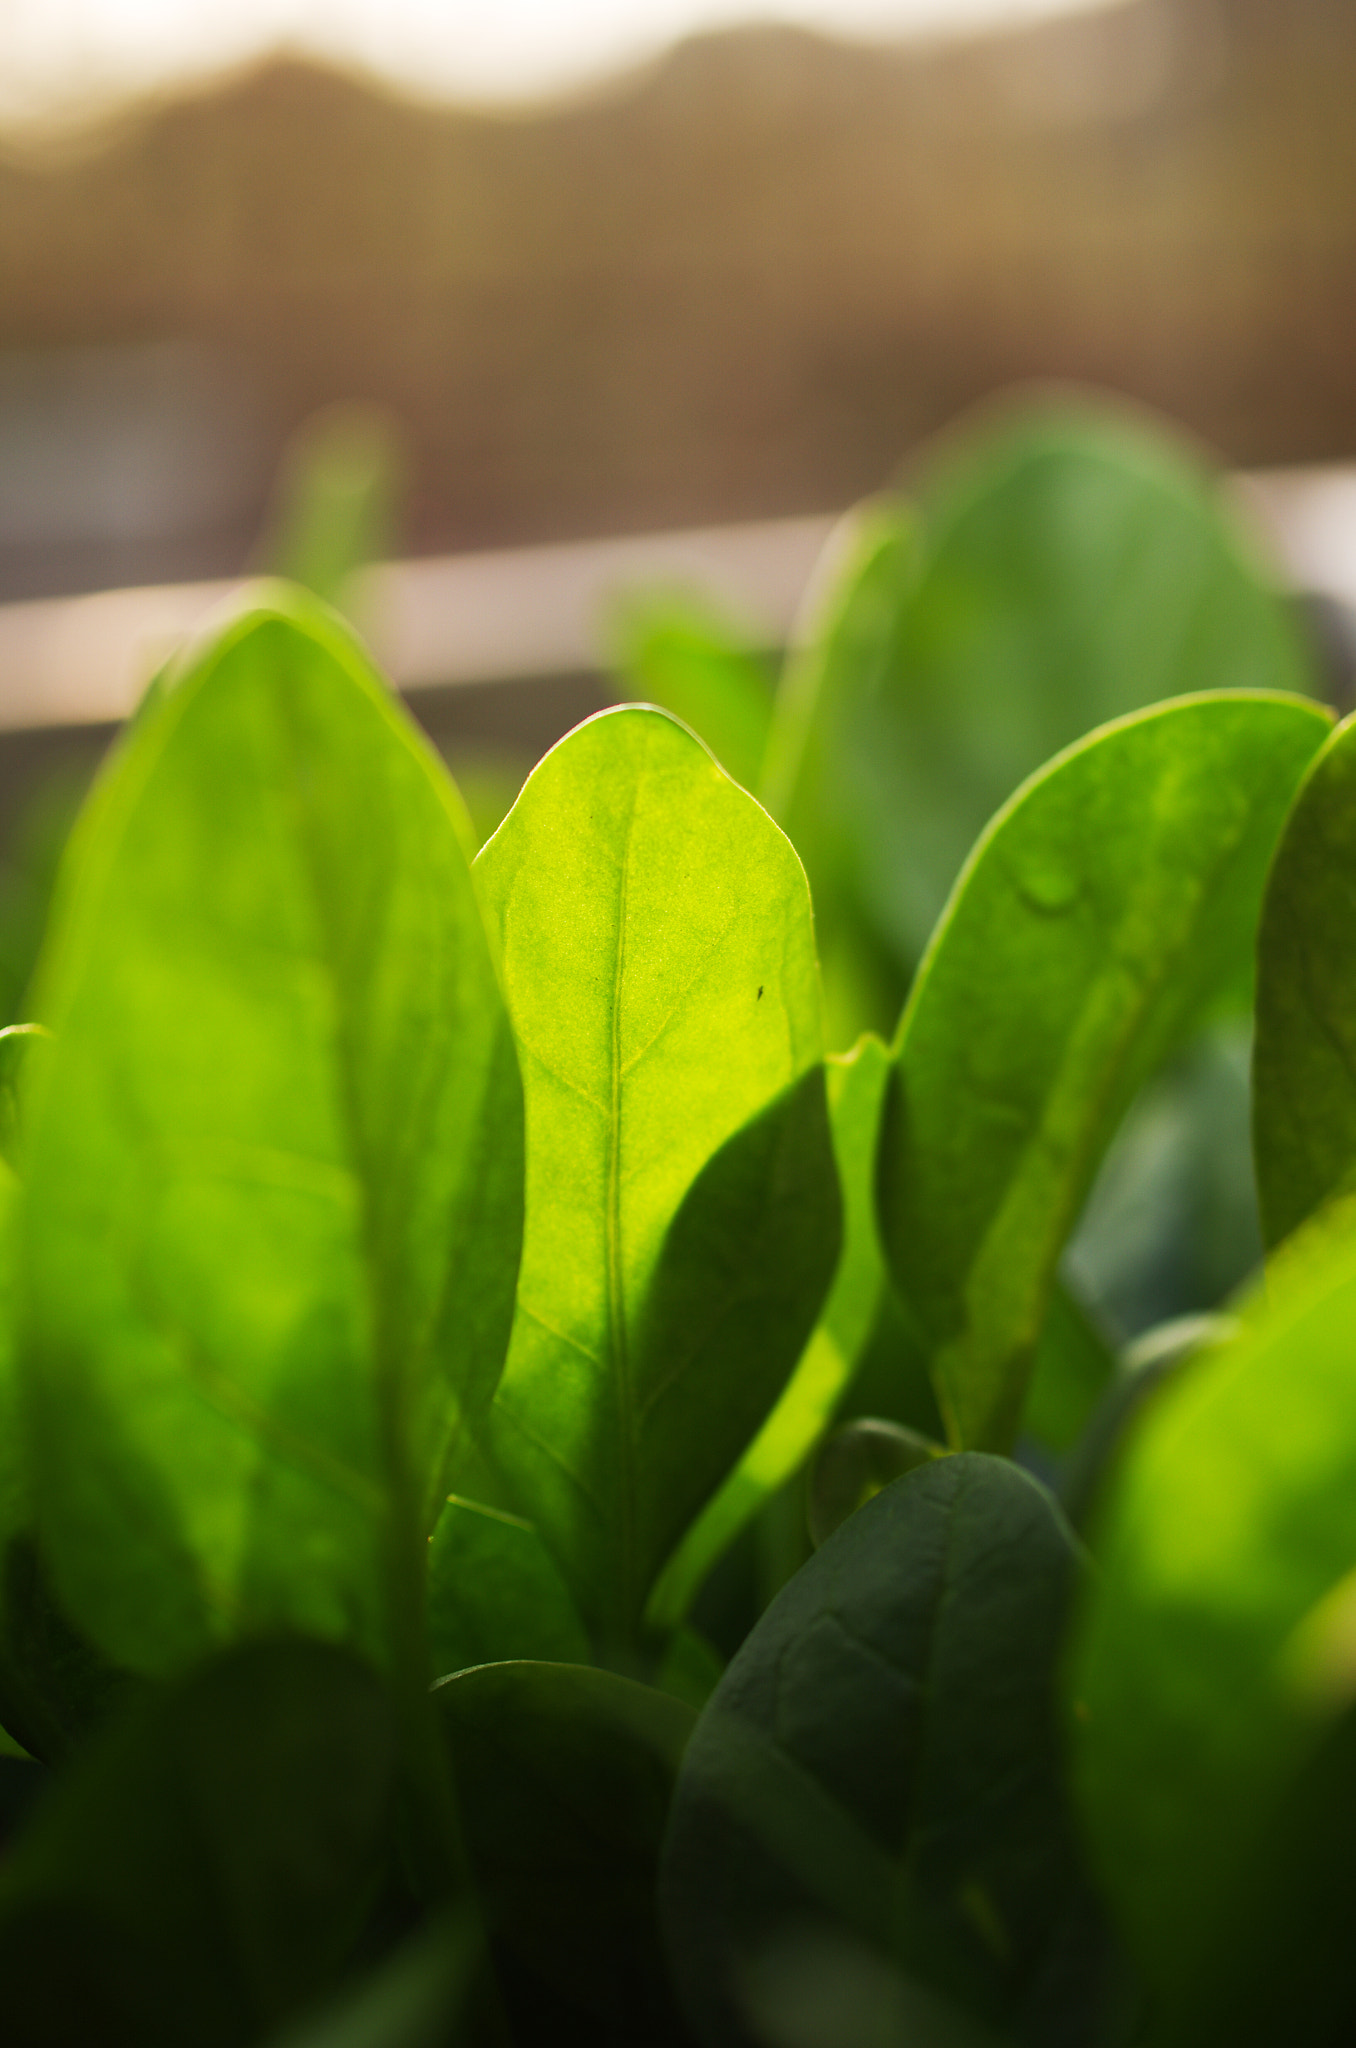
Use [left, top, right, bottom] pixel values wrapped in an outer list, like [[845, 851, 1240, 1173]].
[[258, 402, 405, 619]]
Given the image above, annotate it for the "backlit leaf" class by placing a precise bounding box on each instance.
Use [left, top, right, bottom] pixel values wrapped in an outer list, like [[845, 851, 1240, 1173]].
[[474, 706, 839, 1647], [878, 693, 1329, 1452], [20, 590, 523, 1677]]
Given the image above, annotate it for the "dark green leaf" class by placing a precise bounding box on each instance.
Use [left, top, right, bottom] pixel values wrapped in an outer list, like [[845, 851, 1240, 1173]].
[[806, 1418, 942, 1549], [426, 1496, 587, 1681], [20, 590, 523, 1677], [1254, 712, 1356, 1248], [647, 1033, 888, 1634], [434, 1658, 695, 2045], [474, 706, 838, 1647], [0, 1639, 399, 2048], [661, 1455, 1110, 2048], [265, 1910, 478, 2048], [879, 693, 1329, 1451], [0, 1536, 141, 1764]]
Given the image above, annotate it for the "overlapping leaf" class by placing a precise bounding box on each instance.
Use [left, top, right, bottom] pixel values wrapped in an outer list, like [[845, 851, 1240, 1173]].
[[20, 591, 523, 1676], [1069, 1210, 1356, 2017], [475, 707, 838, 1646], [660, 1455, 1107, 2048], [435, 1659, 694, 2044], [647, 1033, 889, 1633], [766, 403, 1317, 993], [1254, 712, 1356, 1248], [879, 693, 1329, 1451]]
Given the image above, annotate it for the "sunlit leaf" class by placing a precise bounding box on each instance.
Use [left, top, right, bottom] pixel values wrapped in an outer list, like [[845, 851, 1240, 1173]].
[[475, 706, 838, 1648], [21, 590, 523, 1677], [1254, 712, 1356, 1248], [879, 693, 1329, 1451], [1069, 1211, 1356, 2011]]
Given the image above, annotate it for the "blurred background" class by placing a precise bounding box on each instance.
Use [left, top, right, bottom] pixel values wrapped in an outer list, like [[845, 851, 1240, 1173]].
[[2, 0, 1355, 593], [1, 0, 1356, 896]]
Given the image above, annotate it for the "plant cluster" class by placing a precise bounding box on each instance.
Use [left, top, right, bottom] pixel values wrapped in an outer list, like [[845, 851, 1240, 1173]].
[[0, 396, 1352, 2046]]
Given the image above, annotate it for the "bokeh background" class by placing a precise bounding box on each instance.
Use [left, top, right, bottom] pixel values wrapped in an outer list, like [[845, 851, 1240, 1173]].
[[1, 0, 1354, 599]]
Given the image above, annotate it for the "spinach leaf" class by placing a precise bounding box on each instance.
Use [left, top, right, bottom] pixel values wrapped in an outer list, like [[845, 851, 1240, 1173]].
[[765, 402, 1318, 1035], [1254, 712, 1356, 1248], [647, 1032, 889, 1634], [1069, 1211, 1356, 2012], [265, 1913, 477, 2048], [434, 1658, 694, 2045], [474, 706, 839, 1649], [0, 1639, 399, 2048], [660, 1454, 1109, 2048], [20, 591, 523, 1678], [879, 693, 1329, 1452], [426, 1495, 587, 1681]]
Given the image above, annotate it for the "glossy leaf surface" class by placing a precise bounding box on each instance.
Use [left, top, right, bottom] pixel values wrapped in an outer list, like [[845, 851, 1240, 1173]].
[[0, 1639, 398, 2048], [647, 1033, 888, 1633], [21, 593, 523, 1676], [879, 693, 1329, 1451], [1069, 1215, 1356, 2007], [435, 1658, 694, 2045], [661, 1455, 1105, 2048], [1254, 713, 1356, 1248], [475, 706, 838, 1644]]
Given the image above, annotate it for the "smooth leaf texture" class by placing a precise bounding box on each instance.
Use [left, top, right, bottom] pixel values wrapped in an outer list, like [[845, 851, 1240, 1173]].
[[434, 1658, 695, 2045], [879, 692, 1329, 1452], [0, 1639, 398, 2048], [660, 1455, 1107, 2048], [647, 1033, 889, 1634], [1069, 1214, 1356, 2010], [765, 401, 1317, 1006], [475, 706, 838, 1645], [20, 592, 523, 1677], [1254, 712, 1356, 1249], [426, 1495, 587, 1681]]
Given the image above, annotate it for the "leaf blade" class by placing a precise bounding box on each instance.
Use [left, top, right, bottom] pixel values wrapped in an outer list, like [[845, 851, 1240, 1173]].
[[879, 691, 1330, 1452]]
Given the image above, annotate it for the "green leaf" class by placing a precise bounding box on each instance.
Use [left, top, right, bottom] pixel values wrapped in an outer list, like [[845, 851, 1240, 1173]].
[[766, 400, 1318, 994], [1020, 1282, 1116, 1458], [1254, 712, 1356, 1250], [646, 1032, 889, 1634], [20, 590, 523, 1678], [0, 1536, 141, 1764], [879, 692, 1330, 1452], [426, 1496, 587, 1681], [434, 1658, 695, 2043], [0, 1639, 399, 2048], [660, 1454, 1108, 2048], [474, 706, 839, 1647], [1068, 1212, 1356, 2011], [262, 403, 404, 617], [806, 1418, 942, 1549], [609, 592, 775, 792], [264, 1911, 478, 2048]]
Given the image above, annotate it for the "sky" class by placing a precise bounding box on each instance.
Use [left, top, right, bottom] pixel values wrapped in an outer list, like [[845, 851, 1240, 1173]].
[[0, 0, 1122, 127]]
